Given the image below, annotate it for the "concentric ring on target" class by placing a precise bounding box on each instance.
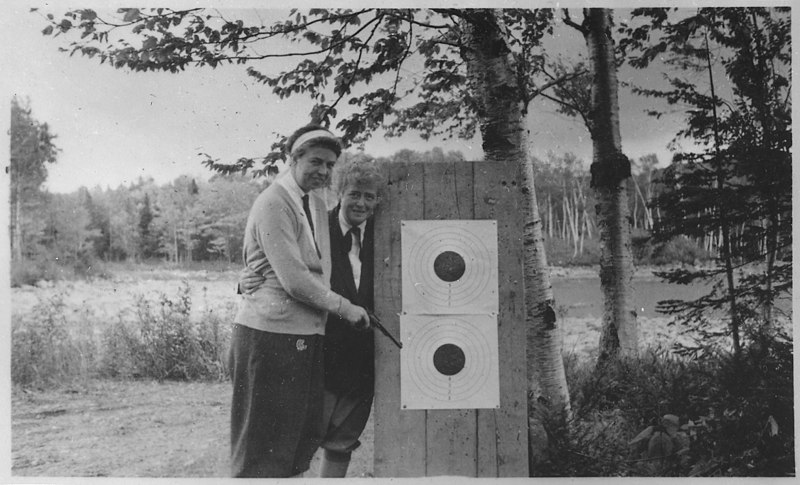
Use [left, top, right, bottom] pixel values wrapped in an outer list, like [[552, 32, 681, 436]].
[[404, 222, 497, 311], [404, 317, 493, 403]]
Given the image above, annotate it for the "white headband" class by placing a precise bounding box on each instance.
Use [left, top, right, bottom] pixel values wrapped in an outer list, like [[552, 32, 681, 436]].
[[289, 129, 340, 154]]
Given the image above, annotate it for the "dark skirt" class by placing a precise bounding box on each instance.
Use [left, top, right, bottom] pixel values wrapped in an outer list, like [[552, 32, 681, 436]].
[[229, 324, 324, 478]]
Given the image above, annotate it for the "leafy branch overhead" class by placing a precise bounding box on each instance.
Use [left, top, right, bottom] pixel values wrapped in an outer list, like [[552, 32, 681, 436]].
[[36, 8, 567, 175]]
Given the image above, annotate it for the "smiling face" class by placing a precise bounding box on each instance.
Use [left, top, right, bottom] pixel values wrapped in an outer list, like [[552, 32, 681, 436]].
[[340, 181, 379, 226], [290, 146, 338, 192]]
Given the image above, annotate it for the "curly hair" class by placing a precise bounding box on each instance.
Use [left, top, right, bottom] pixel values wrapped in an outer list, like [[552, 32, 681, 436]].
[[332, 157, 385, 196], [285, 124, 342, 159]]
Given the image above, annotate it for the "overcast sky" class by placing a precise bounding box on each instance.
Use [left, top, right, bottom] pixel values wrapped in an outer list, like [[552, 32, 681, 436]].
[[2, 4, 706, 194]]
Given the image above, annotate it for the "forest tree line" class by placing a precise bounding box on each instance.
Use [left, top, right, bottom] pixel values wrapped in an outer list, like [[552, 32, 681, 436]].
[[11, 94, 778, 278]]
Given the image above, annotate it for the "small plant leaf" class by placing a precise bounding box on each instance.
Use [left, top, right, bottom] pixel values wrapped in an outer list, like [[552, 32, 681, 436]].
[[767, 415, 779, 437], [647, 430, 674, 458], [629, 425, 654, 450], [661, 414, 680, 436]]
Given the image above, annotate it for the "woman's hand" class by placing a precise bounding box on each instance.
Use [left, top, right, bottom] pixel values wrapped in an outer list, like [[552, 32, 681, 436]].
[[339, 300, 371, 331], [238, 268, 266, 294]]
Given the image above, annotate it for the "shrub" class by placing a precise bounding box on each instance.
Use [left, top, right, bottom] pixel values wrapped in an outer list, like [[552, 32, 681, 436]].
[[651, 236, 710, 266], [193, 299, 235, 380], [13, 281, 235, 387], [11, 292, 98, 386], [98, 315, 141, 379], [631, 228, 655, 263], [11, 254, 113, 287], [101, 281, 233, 381], [71, 250, 113, 280], [684, 334, 794, 476], [10, 257, 64, 287], [538, 339, 794, 477], [544, 236, 601, 266]]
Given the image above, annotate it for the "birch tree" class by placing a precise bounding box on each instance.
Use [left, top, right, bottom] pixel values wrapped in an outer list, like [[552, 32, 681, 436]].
[[9, 96, 60, 262]]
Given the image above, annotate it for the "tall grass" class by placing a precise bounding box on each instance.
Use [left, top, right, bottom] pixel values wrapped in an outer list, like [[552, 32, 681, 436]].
[[12, 281, 234, 387], [12, 292, 99, 386]]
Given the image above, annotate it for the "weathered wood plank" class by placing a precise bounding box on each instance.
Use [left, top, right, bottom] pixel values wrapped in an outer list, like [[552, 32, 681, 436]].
[[373, 161, 426, 477], [474, 161, 529, 477], [423, 161, 477, 477], [373, 160, 527, 477]]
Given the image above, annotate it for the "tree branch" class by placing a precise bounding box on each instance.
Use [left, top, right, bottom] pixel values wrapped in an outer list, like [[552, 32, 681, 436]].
[[562, 8, 588, 35], [529, 69, 588, 99], [321, 12, 385, 121]]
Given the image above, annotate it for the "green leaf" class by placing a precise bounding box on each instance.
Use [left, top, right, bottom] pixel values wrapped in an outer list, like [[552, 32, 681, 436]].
[[42, 25, 54, 36], [122, 8, 141, 23]]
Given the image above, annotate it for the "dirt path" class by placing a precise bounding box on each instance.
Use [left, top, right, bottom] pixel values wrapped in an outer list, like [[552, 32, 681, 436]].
[[11, 380, 374, 478]]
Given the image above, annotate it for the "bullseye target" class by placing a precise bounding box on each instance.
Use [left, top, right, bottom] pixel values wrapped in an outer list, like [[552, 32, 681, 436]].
[[400, 314, 500, 409], [401, 220, 498, 314]]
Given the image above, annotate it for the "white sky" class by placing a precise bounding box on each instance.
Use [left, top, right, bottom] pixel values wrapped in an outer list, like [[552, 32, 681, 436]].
[[0, 5, 688, 194]]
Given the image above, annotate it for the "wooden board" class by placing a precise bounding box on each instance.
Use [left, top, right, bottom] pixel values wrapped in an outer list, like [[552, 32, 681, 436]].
[[423, 161, 477, 477], [373, 162, 426, 477], [473, 161, 529, 477], [373, 160, 528, 477]]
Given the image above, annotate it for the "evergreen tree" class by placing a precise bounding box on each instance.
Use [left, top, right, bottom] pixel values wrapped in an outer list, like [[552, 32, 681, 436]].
[[78, 187, 111, 260], [619, 7, 792, 357], [138, 192, 158, 259]]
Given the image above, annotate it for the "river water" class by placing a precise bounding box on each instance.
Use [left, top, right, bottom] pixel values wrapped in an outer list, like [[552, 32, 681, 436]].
[[552, 272, 793, 321]]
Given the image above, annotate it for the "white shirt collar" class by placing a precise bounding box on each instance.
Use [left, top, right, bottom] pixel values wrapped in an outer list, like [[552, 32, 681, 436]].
[[338, 207, 366, 243]]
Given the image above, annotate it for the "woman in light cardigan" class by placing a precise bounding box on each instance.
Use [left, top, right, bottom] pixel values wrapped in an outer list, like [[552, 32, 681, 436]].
[[229, 125, 369, 478]]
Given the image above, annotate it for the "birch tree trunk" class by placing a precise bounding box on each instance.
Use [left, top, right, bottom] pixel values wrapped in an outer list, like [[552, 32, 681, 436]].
[[582, 8, 639, 363], [461, 9, 570, 469]]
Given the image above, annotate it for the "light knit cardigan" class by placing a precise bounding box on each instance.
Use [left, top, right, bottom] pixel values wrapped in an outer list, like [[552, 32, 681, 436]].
[[234, 182, 341, 335]]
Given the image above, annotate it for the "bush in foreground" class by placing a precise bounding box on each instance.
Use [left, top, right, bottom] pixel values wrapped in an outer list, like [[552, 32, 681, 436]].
[[12, 282, 234, 387], [535, 338, 794, 477], [11, 292, 99, 386]]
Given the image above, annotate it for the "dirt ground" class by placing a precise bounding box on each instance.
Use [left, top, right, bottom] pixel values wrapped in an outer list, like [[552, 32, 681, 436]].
[[11, 379, 374, 478]]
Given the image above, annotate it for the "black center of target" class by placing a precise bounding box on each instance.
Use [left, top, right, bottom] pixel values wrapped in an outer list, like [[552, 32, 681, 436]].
[[432, 343, 466, 376], [433, 251, 466, 282]]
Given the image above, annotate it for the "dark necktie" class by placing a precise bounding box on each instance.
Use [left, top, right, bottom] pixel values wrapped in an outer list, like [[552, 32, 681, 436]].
[[302, 194, 321, 258], [346, 226, 361, 253]]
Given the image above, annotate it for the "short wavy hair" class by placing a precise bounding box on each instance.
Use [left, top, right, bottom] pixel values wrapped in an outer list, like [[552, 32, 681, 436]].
[[285, 124, 343, 159], [332, 157, 385, 196]]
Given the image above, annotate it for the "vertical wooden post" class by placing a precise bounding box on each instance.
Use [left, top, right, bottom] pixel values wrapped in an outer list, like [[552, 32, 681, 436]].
[[373, 160, 528, 477], [473, 162, 528, 476], [423, 161, 477, 476], [373, 162, 426, 476]]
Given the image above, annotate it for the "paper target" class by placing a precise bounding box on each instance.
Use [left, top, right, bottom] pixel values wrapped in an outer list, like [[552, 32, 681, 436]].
[[400, 314, 500, 409], [401, 220, 498, 314]]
